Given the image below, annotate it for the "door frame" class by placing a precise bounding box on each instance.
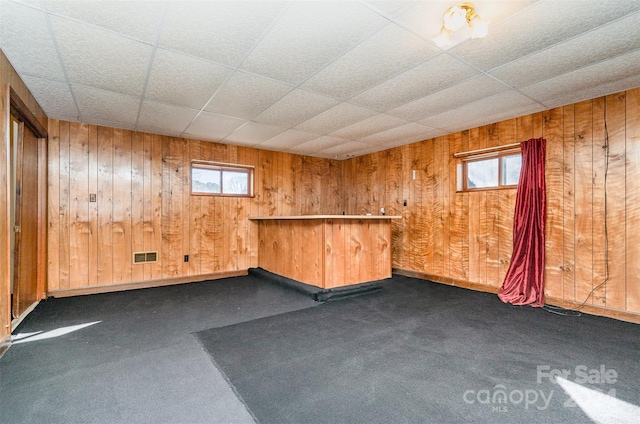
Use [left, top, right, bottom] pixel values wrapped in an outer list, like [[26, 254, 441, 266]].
[[7, 87, 48, 328]]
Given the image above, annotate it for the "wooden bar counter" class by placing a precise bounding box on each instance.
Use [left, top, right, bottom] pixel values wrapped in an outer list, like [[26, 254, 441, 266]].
[[250, 215, 400, 289]]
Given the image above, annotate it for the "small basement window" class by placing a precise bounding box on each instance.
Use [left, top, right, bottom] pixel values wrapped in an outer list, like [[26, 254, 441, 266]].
[[455, 147, 521, 191], [191, 161, 254, 197]]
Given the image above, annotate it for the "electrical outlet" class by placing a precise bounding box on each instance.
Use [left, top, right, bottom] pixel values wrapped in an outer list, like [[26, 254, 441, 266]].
[[184, 255, 189, 262]]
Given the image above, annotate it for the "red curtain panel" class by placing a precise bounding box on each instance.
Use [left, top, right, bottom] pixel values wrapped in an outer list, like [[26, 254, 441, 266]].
[[498, 138, 547, 307]]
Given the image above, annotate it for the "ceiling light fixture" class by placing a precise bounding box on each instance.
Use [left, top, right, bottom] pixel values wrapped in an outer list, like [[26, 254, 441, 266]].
[[435, 2, 489, 48]]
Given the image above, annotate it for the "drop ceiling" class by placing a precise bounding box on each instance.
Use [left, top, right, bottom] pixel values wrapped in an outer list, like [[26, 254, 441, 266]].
[[1, 0, 639, 159]]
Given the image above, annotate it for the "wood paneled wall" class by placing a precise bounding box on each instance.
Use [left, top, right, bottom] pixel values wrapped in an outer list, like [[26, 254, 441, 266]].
[[343, 88, 640, 319], [47, 88, 639, 322], [47, 120, 342, 293], [1, 50, 48, 348]]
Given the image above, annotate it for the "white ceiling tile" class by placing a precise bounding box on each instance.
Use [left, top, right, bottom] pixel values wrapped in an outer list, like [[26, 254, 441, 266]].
[[159, 1, 287, 67], [73, 85, 139, 127], [359, 122, 434, 146], [441, 103, 546, 134], [362, 1, 413, 17], [293, 135, 350, 153], [294, 103, 378, 134], [387, 75, 510, 121], [543, 74, 640, 110], [184, 111, 247, 142], [419, 90, 539, 128], [349, 53, 480, 111], [205, 71, 292, 119], [51, 15, 153, 95], [307, 140, 374, 159], [520, 49, 640, 106], [43, 0, 165, 43], [490, 12, 640, 88], [258, 129, 320, 150], [0, 1, 66, 81], [253, 89, 340, 128], [449, 0, 640, 71], [240, 1, 388, 85], [137, 101, 199, 136], [329, 113, 408, 140], [223, 121, 286, 146], [145, 49, 232, 110], [289, 136, 371, 158], [302, 23, 440, 99], [21, 75, 79, 119]]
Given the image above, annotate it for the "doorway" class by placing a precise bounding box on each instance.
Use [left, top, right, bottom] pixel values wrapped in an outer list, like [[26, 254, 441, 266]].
[[10, 111, 46, 323]]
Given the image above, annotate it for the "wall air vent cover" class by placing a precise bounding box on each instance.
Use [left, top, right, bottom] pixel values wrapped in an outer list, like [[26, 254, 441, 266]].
[[133, 252, 158, 264]]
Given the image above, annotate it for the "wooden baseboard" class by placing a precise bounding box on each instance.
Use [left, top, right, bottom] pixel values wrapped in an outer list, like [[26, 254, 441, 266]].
[[46, 270, 249, 298], [393, 268, 500, 294], [0, 333, 11, 358], [544, 297, 640, 325], [393, 268, 640, 324]]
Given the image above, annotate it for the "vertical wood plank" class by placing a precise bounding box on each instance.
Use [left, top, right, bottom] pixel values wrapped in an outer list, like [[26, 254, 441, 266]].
[[430, 138, 444, 277], [543, 108, 565, 298], [449, 131, 469, 281], [592, 97, 607, 306], [603, 92, 626, 310], [400, 144, 412, 271], [47, 120, 60, 291], [87, 125, 98, 286], [384, 148, 403, 268], [143, 132, 154, 279], [347, 220, 360, 283], [441, 136, 451, 280], [625, 87, 640, 313], [225, 196, 239, 271], [408, 142, 423, 272], [182, 139, 191, 275], [58, 121, 70, 289], [37, 135, 47, 299], [68, 122, 89, 288], [131, 132, 145, 282], [97, 126, 113, 286], [148, 133, 163, 280], [423, 140, 434, 274], [112, 129, 132, 284], [213, 197, 224, 271], [574, 100, 594, 305], [563, 104, 576, 301]]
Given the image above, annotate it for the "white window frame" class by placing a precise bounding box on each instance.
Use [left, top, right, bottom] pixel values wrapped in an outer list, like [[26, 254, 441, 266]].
[[456, 147, 521, 192], [191, 160, 254, 197]]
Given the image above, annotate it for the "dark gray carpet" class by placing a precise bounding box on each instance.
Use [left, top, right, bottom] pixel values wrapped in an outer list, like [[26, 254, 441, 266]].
[[1, 274, 317, 424], [196, 275, 640, 424]]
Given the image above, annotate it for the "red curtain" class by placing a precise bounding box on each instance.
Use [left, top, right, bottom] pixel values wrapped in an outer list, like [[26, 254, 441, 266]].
[[498, 138, 546, 307]]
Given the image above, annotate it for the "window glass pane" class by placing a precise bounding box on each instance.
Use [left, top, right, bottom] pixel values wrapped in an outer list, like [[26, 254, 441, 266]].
[[501, 154, 522, 186], [467, 158, 498, 188], [222, 170, 248, 195], [192, 168, 220, 193]]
